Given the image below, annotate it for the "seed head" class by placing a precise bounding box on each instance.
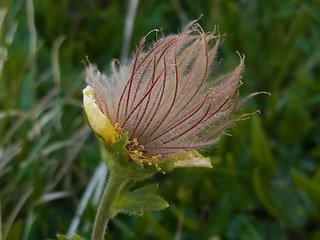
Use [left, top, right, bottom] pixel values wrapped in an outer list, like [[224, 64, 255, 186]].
[[83, 21, 262, 168]]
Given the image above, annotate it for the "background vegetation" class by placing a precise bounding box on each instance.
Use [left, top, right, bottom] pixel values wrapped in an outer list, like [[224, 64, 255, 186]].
[[1, 0, 319, 239]]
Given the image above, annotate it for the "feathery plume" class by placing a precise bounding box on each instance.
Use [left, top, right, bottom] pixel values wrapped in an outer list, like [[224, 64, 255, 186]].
[[83, 21, 261, 168]]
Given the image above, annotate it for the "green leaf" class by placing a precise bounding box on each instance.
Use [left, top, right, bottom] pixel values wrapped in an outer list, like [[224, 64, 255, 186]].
[[72, 233, 85, 240], [6, 220, 22, 240], [112, 218, 139, 239], [114, 184, 169, 215], [253, 168, 297, 228], [19, 72, 35, 110], [139, 213, 174, 240], [56, 234, 69, 240], [170, 205, 198, 231], [251, 116, 276, 178], [291, 169, 320, 208], [56, 233, 85, 240]]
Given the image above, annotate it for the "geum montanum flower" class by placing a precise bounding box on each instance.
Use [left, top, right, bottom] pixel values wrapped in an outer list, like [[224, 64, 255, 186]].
[[83, 21, 263, 172]]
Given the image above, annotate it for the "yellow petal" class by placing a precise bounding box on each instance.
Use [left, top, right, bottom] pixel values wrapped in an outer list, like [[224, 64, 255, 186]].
[[173, 151, 212, 168], [83, 85, 116, 144]]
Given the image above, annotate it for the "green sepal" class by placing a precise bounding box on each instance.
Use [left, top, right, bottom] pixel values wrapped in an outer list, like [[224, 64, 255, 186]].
[[113, 184, 169, 215], [157, 157, 175, 172], [56, 233, 85, 240], [101, 132, 130, 166], [100, 133, 175, 180]]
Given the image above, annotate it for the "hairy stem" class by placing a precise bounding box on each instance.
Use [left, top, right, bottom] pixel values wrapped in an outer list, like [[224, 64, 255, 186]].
[[91, 172, 126, 240]]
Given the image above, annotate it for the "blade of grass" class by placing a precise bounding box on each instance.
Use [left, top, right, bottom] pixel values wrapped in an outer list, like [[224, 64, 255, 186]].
[[2, 189, 33, 240], [0, 199, 2, 240], [0, 141, 22, 175], [67, 163, 107, 237], [33, 191, 72, 206], [47, 126, 90, 191], [26, 0, 36, 74], [120, 0, 140, 64]]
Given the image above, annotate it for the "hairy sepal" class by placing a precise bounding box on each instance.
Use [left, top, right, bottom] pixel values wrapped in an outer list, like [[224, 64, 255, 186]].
[[100, 133, 175, 180]]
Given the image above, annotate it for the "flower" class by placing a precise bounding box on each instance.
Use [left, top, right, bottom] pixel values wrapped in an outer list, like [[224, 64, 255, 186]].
[[83, 21, 261, 169]]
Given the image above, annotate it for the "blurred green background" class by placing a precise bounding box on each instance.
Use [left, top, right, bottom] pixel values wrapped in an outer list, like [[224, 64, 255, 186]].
[[1, 0, 320, 239]]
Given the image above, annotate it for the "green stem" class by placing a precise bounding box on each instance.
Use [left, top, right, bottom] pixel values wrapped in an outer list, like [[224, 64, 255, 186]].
[[91, 172, 126, 240]]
